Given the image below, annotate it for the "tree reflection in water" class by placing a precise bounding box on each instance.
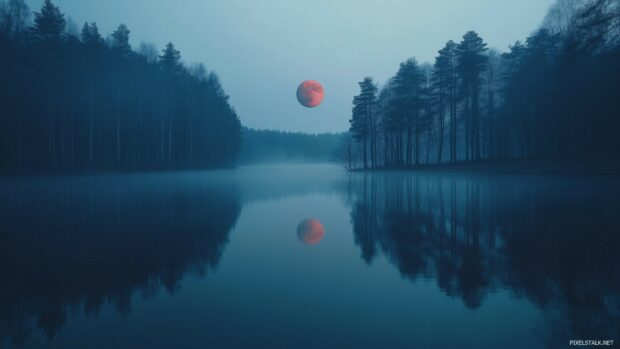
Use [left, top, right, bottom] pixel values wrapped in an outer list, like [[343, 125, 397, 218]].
[[346, 173, 620, 344], [0, 175, 241, 346]]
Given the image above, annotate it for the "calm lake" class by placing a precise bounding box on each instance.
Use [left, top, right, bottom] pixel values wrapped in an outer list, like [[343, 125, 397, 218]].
[[1, 165, 618, 349]]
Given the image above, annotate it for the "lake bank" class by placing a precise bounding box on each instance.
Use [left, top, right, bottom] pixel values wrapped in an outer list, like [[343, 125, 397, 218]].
[[350, 155, 620, 176]]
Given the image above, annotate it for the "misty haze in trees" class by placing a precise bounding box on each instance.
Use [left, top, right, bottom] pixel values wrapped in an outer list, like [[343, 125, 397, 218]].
[[239, 128, 343, 164], [0, 0, 241, 174], [347, 0, 620, 169]]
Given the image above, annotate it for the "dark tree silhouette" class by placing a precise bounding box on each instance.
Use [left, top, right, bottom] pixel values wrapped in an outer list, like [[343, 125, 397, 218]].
[[110, 23, 131, 54], [160, 42, 182, 70], [0, 0, 241, 174], [32, 0, 65, 43], [349, 77, 378, 169], [456, 31, 488, 161], [432, 43, 451, 163], [80, 22, 103, 48], [342, 0, 620, 169]]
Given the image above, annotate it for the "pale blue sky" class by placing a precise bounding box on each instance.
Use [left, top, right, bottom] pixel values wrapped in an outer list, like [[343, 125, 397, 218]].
[[28, 0, 555, 133]]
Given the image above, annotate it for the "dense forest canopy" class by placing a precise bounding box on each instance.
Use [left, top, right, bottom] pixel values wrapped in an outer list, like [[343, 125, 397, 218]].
[[0, 0, 242, 174], [346, 0, 620, 169]]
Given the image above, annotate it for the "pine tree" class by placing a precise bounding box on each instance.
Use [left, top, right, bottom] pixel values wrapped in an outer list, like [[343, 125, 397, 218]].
[[457, 31, 488, 161], [434, 40, 458, 162], [111, 23, 131, 54], [392, 58, 425, 165], [433, 46, 448, 162], [80, 22, 103, 48], [349, 77, 378, 169], [32, 0, 65, 42], [160, 42, 181, 70]]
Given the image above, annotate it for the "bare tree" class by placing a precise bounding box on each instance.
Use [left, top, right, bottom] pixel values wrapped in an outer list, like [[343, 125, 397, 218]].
[[543, 0, 582, 34], [0, 0, 30, 37]]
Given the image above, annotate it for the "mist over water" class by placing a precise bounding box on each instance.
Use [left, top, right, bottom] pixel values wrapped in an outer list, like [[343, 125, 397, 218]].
[[1, 165, 618, 349]]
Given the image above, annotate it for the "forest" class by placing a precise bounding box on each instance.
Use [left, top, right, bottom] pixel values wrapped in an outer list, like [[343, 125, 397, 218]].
[[0, 0, 242, 174], [239, 128, 343, 164], [346, 0, 620, 169]]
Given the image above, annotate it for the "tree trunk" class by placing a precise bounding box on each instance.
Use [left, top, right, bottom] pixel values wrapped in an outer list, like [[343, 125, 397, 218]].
[[414, 112, 420, 166], [89, 93, 94, 166], [437, 99, 445, 163], [160, 111, 164, 165], [168, 117, 172, 162], [116, 91, 121, 163], [465, 92, 471, 161]]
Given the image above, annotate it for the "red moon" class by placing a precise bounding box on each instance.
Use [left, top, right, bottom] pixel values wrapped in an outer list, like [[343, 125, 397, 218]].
[[296, 80, 324, 108], [297, 219, 325, 245]]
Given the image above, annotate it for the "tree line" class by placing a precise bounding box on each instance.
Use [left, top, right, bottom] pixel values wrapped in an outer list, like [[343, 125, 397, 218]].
[[240, 127, 343, 164], [0, 0, 242, 174], [346, 0, 620, 169]]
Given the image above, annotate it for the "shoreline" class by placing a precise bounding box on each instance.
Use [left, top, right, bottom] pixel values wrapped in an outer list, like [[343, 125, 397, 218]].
[[349, 156, 620, 176]]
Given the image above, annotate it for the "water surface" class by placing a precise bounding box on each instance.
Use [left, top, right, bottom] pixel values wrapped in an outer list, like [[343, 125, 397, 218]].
[[1, 165, 618, 348]]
